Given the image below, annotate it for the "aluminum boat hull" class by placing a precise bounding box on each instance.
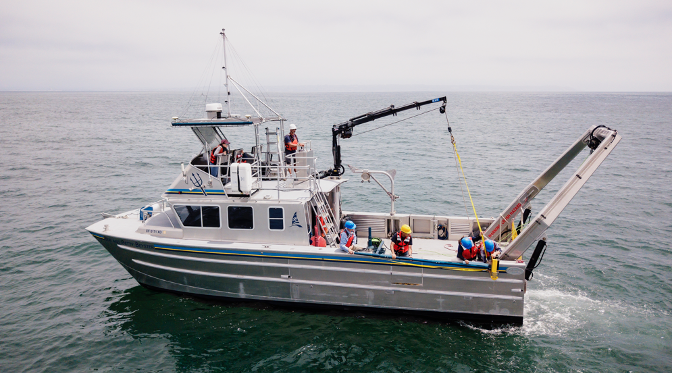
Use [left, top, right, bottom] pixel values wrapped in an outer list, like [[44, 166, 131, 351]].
[[91, 233, 526, 325]]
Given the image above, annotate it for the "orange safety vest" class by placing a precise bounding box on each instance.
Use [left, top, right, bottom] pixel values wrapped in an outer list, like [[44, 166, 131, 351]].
[[340, 229, 355, 247], [285, 135, 298, 151], [210, 145, 227, 164], [462, 247, 478, 260], [392, 231, 411, 254], [484, 246, 499, 260], [461, 239, 481, 260]]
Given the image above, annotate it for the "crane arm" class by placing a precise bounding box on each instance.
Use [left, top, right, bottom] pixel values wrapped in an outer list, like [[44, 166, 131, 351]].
[[319, 97, 447, 178]]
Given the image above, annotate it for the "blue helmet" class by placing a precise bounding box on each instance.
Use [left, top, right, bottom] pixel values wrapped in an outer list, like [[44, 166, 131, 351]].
[[485, 239, 495, 253], [461, 237, 473, 249], [345, 220, 356, 230]]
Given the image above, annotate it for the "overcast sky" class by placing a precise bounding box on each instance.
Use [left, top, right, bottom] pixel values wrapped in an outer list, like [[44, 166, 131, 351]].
[[1, 0, 670, 92]]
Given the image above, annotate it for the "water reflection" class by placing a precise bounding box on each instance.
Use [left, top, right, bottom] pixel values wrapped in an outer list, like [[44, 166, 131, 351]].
[[107, 286, 540, 372]]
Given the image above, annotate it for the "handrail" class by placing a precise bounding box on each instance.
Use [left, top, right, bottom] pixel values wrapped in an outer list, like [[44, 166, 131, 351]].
[[187, 151, 330, 193]]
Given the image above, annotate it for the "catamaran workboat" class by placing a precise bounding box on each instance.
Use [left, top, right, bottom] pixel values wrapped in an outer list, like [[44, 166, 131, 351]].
[[86, 31, 621, 325]]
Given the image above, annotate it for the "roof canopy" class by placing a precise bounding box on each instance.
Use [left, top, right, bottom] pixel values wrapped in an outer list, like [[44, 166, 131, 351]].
[[171, 116, 285, 128], [172, 117, 259, 127]]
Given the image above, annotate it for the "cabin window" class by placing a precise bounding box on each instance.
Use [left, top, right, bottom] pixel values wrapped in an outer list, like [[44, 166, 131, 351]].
[[228, 206, 253, 229], [174, 205, 220, 228], [202, 206, 220, 227], [269, 207, 284, 230]]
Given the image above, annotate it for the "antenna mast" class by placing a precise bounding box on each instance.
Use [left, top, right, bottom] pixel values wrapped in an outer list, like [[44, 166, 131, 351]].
[[220, 28, 231, 117]]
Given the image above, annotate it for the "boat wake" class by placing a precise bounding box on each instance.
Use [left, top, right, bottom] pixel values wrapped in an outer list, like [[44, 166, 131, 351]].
[[464, 273, 667, 337]]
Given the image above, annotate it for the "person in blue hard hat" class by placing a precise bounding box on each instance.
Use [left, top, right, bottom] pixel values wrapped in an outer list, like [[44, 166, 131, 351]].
[[479, 239, 502, 263], [340, 220, 364, 254], [457, 234, 483, 264]]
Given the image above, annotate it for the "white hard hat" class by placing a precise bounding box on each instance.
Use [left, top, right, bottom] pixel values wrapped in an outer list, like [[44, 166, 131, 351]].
[[289, 124, 297, 130]]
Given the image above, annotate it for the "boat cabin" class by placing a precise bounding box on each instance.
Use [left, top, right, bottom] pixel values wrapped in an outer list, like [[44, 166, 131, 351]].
[[136, 102, 505, 253], [133, 102, 349, 247]]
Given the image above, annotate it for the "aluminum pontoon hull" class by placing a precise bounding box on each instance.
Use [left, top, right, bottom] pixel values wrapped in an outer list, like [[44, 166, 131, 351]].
[[90, 232, 526, 325]]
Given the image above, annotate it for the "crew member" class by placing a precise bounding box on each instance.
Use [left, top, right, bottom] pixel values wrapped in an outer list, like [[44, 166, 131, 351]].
[[340, 220, 364, 254], [209, 139, 230, 177], [390, 224, 413, 259], [480, 239, 502, 263], [284, 124, 304, 176], [457, 236, 481, 264]]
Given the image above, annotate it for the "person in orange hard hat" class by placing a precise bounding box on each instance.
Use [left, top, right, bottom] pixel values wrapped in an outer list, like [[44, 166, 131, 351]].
[[390, 224, 413, 259]]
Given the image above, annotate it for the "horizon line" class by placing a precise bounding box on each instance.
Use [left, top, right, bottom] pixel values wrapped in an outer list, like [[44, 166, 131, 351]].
[[1, 88, 671, 94]]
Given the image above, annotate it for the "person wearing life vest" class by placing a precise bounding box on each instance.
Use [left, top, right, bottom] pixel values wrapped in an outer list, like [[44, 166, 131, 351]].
[[209, 139, 230, 177], [284, 124, 304, 176], [310, 224, 327, 248], [457, 236, 481, 264], [390, 224, 413, 259], [479, 239, 502, 263], [340, 220, 364, 254]]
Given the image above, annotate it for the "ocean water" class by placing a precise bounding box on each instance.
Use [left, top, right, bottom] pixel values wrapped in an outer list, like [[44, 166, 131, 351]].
[[0, 91, 670, 372]]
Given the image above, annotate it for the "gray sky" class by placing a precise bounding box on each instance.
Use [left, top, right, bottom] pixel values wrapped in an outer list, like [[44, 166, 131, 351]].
[[1, 0, 670, 91]]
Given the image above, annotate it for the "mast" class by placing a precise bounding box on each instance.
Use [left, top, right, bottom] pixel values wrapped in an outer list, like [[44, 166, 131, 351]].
[[220, 28, 231, 117]]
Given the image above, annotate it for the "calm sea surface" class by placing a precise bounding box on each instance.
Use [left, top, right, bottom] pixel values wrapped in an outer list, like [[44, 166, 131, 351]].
[[0, 91, 670, 372]]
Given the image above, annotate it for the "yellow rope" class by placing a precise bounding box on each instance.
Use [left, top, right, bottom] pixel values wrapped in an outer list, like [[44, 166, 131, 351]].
[[451, 141, 483, 236]]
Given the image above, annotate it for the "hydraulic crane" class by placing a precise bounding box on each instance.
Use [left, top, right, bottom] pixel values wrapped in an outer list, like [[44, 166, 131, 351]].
[[318, 96, 447, 178]]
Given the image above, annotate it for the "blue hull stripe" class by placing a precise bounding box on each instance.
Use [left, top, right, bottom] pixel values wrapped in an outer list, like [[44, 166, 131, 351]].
[[165, 188, 226, 195], [153, 243, 493, 271]]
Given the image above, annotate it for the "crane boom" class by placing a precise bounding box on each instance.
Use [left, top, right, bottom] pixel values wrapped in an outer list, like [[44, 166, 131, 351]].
[[319, 97, 447, 178]]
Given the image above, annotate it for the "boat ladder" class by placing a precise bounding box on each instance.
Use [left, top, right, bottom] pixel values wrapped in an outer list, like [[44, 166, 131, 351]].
[[310, 178, 340, 247], [264, 127, 285, 178]]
